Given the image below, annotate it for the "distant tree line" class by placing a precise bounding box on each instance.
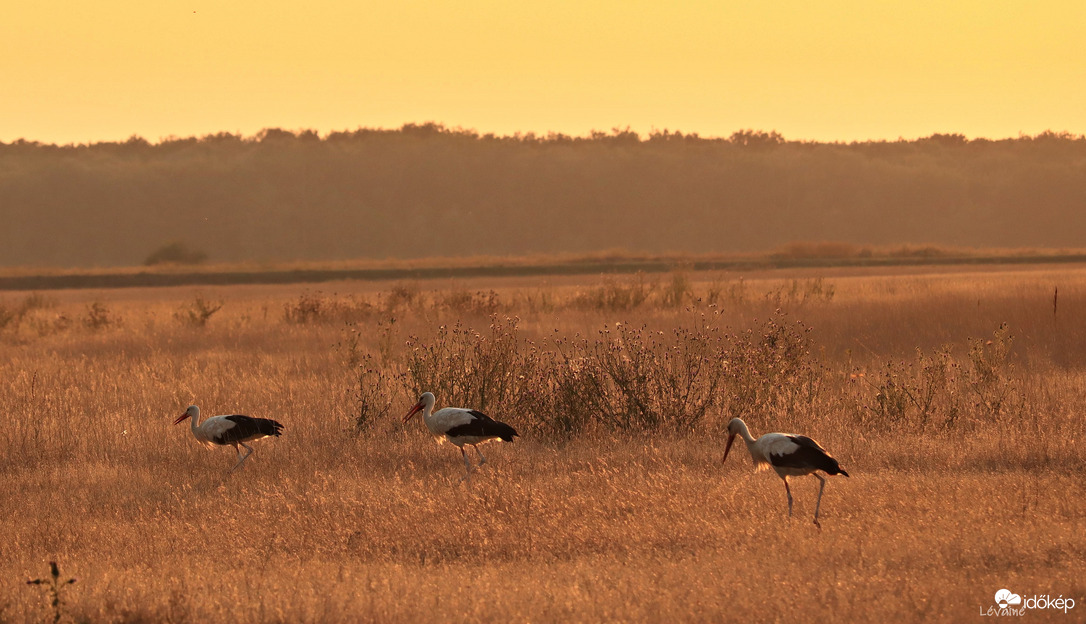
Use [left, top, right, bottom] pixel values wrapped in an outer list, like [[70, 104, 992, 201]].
[[1, 124, 1084, 267]]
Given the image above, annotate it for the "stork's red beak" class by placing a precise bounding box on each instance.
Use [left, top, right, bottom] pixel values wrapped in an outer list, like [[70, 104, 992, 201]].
[[173, 412, 190, 425], [403, 402, 423, 423], [722, 433, 736, 464]]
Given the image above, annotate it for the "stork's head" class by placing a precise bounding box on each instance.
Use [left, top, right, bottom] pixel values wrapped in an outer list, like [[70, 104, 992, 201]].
[[174, 405, 199, 425], [722, 417, 746, 464], [403, 392, 436, 423]]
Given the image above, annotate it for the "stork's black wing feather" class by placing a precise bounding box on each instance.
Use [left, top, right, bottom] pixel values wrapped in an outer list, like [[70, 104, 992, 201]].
[[445, 410, 519, 442], [770, 435, 849, 476], [215, 415, 284, 444]]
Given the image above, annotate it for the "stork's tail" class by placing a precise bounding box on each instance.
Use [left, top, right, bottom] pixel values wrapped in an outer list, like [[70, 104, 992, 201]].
[[257, 418, 284, 437], [492, 422, 519, 442]]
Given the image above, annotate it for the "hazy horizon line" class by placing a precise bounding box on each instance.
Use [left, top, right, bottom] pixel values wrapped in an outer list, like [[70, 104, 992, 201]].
[[4, 123, 1084, 148]]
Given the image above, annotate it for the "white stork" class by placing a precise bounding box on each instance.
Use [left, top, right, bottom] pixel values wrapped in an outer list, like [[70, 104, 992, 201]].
[[403, 392, 519, 480], [173, 405, 283, 472], [722, 417, 849, 527]]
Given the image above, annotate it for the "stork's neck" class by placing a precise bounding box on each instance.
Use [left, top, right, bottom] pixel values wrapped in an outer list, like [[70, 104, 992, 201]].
[[735, 420, 757, 447], [190, 410, 202, 435], [421, 403, 440, 435]]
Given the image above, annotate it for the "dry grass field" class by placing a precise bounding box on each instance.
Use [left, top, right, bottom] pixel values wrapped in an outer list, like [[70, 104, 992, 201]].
[[1, 266, 1084, 622]]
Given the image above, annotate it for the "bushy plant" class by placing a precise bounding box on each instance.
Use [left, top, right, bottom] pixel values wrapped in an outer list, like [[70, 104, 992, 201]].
[[718, 311, 822, 430], [967, 322, 1016, 419], [572, 276, 652, 311], [174, 296, 223, 328], [404, 316, 528, 412], [855, 324, 1018, 432], [436, 290, 502, 316], [283, 292, 374, 324], [550, 318, 726, 431], [0, 300, 21, 330], [350, 310, 811, 436], [351, 351, 401, 432], [860, 348, 961, 431], [82, 302, 116, 331]]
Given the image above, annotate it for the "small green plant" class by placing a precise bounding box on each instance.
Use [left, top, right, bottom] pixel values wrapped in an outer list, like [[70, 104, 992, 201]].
[[174, 296, 223, 328], [26, 561, 76, 624]]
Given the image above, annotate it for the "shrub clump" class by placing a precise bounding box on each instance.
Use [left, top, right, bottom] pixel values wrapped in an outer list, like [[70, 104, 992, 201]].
[[174, 296, 223, 328], [350, 309, 819, 437]]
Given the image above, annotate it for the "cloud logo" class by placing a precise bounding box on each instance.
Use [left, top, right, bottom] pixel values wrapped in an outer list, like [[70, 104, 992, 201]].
[[995, 589, 1022, 608]]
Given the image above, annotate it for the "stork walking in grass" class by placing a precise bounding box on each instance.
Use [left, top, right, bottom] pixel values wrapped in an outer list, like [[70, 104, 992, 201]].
[[722, 417, 849, 527], [174, 405, 283, 472], [403, 392, 519, 480]]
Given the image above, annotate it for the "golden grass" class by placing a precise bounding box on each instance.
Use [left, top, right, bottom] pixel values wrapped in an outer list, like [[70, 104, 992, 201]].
[[2, 267, 1085, 622]]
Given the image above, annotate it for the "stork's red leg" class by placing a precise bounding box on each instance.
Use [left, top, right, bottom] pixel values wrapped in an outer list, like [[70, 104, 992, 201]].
[[472, 445, 487, 465], [812, 474, 826, 528], [458, 447, 474, 482], [230, 442, 253, 472], [783, 478, 794, 518]]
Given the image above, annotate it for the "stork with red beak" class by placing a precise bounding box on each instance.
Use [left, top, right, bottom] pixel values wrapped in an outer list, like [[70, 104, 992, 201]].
[[722, 417, 849, 527], [403, 392, 519, 480], [174, 405, 283, 472]]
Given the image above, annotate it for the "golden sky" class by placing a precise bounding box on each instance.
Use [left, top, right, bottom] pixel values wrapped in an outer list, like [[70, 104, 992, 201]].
[[3, 1, 1083, 144]]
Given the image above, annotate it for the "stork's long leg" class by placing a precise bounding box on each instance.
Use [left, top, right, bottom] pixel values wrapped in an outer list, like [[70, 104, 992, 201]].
[[783, 477, 794, 518], [473, 445, 488, 465], [812, 474, 826, 528], [458, 447, 475, 482], [231, 442, 254, 472], [228, 443, 242, 469]]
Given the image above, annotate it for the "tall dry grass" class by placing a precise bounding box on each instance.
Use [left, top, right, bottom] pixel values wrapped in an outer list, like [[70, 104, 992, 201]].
[[1, 267, 1084, 622]]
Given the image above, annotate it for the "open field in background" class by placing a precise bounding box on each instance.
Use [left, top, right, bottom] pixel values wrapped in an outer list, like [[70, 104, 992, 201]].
[[2, 265, 1085, 622], [4, 244, 1086, 290]]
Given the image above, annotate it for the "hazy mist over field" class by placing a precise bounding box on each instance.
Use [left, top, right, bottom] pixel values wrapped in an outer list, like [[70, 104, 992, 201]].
[[2, 126, 1085, 268]]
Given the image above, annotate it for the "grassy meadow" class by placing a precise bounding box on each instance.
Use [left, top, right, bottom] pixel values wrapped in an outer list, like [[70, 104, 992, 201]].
[[1, 265, 1084, 622]]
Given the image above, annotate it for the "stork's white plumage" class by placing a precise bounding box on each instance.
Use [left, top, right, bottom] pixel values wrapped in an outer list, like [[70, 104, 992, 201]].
[[403, 392, 519, 480], [722, 417, 849, 527], [174, 405, 283, 472]]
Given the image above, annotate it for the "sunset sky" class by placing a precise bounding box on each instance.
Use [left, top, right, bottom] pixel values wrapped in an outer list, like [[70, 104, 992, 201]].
[[3, 1, 1083, 145]]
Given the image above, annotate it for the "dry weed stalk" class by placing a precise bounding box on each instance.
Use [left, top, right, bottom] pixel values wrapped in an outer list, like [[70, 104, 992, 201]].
[[26, 561, 76, 624]]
